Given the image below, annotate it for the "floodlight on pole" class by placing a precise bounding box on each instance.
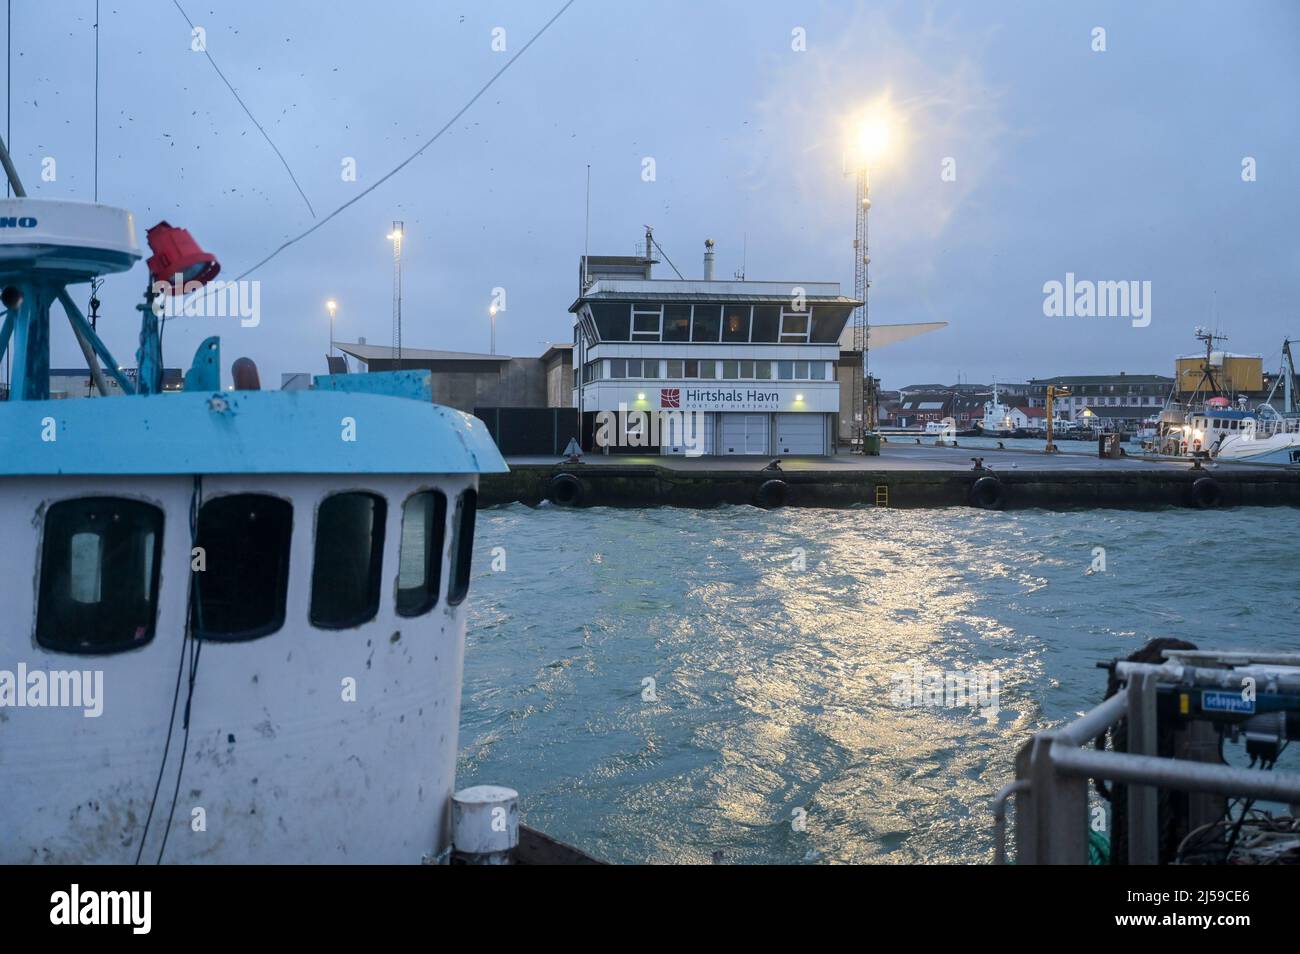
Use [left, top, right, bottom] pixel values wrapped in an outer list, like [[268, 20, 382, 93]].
[[845, 100, 901, 454], [326, 299, 337, 357], [387, 222, 404, 365]]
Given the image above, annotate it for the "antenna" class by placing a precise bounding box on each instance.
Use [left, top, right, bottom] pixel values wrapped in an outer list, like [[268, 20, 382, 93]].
[[581, 163, 591, 292]]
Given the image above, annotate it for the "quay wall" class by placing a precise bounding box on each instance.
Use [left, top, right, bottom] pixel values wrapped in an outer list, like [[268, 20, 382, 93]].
[[478, 463, 1300, 511]]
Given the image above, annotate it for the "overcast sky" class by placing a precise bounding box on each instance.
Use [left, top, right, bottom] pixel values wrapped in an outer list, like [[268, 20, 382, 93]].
[[8, 0, 1299, 388]]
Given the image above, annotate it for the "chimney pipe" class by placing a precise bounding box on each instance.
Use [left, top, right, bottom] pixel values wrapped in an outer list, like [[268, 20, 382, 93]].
[[703, 238, 715, 281]]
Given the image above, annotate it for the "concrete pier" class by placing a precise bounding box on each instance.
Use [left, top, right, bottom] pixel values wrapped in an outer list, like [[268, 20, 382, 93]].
[[479, 443, 1300, 510]]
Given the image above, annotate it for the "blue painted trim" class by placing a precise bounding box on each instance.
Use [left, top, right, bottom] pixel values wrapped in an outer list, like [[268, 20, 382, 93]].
[[184, 336, 221, 391], [0, 390, 508, 475], [0, 308, 14, 369]]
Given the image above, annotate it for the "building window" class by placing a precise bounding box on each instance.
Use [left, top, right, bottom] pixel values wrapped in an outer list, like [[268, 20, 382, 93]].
[[632, 304, 661, 341], [663, 304, 691, 341], [810, 304, 852, 343], [610, 358, 627, 379], [620, 358, 654, 378], [722, 305, 751, 342], [810, 362, 827, 380], [684, 359, 700, 378], [722, 360, 739, 379], [794, 360, 810, 379], [195, 494, 293, 641], [397, 490, 447, 617], [780, 310, 810, 342], [666, 359, 684, 379], [691, 305, 721, 342], [699, 360, 717, 379], [755, 360, 772, 380], [447, 490, 477, 607], [590, 302, 630, 341], [310, 492, 387, 630], [739, 359, 754, 378], [777, 361, 794, 380], [36, 497, 164, 654], [751, 306, 780, 342]]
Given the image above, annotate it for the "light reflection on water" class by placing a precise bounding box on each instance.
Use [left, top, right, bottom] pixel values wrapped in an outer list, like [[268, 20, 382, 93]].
[[458, 504, 1300, 864]]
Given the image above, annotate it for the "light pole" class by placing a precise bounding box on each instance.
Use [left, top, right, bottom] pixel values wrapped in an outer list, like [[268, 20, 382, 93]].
[[387, 222, 404, 366], [326, 299, 337, 357], [489, 304, 498, 355], [849, 107, 896, 454]]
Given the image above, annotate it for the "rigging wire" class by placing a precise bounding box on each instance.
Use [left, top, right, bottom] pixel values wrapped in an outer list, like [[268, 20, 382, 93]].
[[93, 0, 98, 202], [229, 0, 576, 284], [171, 0, 316, 218], [649, 233, 684, 279]]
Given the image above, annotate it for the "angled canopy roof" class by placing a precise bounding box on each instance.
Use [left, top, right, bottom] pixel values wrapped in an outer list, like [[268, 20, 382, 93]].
[[838, 321, 949, 350]]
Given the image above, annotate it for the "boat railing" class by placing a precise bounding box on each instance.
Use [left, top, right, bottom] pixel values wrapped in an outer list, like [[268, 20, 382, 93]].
[[993, 662, 1300, 865]]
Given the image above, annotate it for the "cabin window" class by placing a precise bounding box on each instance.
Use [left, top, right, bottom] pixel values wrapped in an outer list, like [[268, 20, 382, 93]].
[[447, 490, 478, 607], [691, 305, 721, 342], [195, 494, 292, 641], [310, 492, 387, 629], [751, 306, 780, 342], [397, 490, 447, 617], [591, 302, 630, 341], [663, 304, 691, 341], [37, 497, 164, 654], [722, 305, 751, 342], [780, 310, 810, 342], [631, 305, 662, 341], [810, 304, 852, 343]]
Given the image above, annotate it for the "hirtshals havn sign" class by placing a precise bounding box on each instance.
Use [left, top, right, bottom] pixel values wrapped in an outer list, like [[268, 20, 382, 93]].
[[662, 387, 782, 410]]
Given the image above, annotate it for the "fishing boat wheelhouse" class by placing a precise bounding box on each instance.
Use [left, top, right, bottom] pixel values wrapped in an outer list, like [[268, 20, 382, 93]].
[[0, 197, 507, 863]]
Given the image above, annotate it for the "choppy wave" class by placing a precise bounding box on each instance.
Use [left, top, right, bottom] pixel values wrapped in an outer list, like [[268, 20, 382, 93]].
[[458, 504, 1300, 864]]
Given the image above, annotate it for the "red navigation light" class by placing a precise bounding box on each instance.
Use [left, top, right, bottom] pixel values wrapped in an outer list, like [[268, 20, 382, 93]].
[[146, 221, 220, 294]]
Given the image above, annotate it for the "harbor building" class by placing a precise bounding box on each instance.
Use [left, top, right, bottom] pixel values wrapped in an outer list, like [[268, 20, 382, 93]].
[[335, 339, 573, 410], [1027, 373, 1173, 422], [0, 366, 182, 400], [570, 242, 859, 455]]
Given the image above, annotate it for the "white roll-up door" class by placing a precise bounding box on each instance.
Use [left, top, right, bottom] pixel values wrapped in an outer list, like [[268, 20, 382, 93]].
[[720, 413, 770, 455], [774, 413, 826, 455], [662, 411, 714, 456]]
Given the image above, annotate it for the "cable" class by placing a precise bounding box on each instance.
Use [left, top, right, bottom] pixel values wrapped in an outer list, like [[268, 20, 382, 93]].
[[155, 474, 205, 863], [6, 0, 10, 199], [133, 474, 203, 864], [231, 0, 576, 283], [644, 233, 686, 280], [649, 234, 684, 279], [93, 0, 98, 201], [171, 0, 316, 218]]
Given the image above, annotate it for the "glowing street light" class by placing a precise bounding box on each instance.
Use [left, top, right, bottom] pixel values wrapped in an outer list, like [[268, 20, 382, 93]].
[[854, 117, 893, 166], [489, 303, 499, 355]]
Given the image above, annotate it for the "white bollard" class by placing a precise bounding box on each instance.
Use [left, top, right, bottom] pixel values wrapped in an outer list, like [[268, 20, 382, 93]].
[[452, 785, 519, 864]]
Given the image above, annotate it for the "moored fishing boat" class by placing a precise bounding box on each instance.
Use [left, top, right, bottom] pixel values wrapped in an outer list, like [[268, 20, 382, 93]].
[[0, 183, 511, 862]]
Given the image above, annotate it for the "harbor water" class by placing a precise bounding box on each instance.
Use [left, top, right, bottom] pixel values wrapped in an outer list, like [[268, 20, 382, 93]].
[[458, 504, 1300, 864]]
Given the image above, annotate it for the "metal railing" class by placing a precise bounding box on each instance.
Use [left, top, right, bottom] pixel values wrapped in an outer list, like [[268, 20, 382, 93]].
[[995, 662, 1300, 864]]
